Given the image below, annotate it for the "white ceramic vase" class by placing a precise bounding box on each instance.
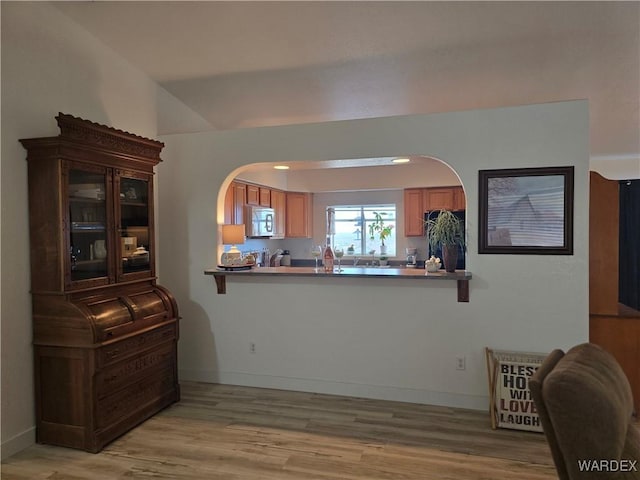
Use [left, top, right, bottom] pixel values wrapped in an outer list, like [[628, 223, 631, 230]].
[[94, 239, 107, 259]]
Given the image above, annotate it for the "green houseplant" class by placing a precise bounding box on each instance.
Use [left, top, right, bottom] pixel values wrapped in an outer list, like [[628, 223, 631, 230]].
[[425, 210, 465, 272], [368, 211, 393, 255]]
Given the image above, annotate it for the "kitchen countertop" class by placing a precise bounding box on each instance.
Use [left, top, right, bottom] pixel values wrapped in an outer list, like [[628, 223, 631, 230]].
[[204, 266, 472, 301], [206, 265, 470, 278]]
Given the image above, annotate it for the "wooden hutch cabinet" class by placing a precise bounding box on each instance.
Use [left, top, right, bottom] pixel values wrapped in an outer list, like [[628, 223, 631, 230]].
[[21, 114, 180, 453]]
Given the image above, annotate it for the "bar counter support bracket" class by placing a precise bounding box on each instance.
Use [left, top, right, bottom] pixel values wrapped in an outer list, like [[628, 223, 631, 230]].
[[458, 279, 469, 302], [214, 274, 226, 294], [210, 271, 470, 302]]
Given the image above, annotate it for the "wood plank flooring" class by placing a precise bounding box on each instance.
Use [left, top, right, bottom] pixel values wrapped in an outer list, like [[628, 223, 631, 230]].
[[1, 382, 557, 479]]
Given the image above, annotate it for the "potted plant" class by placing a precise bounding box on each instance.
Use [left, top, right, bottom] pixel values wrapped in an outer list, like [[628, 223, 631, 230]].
[[378, 255, 389, 266], [368, 211, 393, 255], [425, 210, 465, 272]]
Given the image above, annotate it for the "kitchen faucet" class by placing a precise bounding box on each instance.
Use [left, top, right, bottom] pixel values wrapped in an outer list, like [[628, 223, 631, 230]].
[[353, 257, 360, 266]]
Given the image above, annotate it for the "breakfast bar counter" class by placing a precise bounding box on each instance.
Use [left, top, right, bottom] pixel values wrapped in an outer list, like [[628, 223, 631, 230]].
[[204, 266, 471, 302]]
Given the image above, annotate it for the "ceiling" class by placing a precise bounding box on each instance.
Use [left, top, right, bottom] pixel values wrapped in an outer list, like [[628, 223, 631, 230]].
[[54, 1, 639, 173]]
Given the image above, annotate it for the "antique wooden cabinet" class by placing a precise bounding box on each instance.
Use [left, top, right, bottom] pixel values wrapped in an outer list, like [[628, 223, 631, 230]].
[[21, 113, 180, 453]]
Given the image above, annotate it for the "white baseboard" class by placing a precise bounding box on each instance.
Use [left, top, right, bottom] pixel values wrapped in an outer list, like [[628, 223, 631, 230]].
[[1, 427, 35, 461], [179, 369, 488, 411]]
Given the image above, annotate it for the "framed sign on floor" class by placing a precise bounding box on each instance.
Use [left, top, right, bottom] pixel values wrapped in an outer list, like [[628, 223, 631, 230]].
[[485, 348, 547, 432]]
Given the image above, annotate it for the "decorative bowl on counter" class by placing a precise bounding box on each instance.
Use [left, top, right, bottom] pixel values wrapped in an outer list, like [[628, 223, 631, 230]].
[[425, 256, 441, 273]]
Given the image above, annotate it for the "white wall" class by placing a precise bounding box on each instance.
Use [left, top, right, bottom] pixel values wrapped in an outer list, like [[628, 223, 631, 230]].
[[158, 101, 590, 412], [0, 3, 208, 459]]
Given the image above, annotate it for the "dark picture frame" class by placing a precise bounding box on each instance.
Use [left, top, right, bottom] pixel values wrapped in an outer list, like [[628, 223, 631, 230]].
[[478, 166, 574, 255]]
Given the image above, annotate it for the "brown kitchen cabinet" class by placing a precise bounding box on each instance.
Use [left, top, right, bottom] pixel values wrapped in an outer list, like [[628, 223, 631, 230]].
[[271, 189, 286, 239], [224, 182, 235, 225], [21, 113, 179, 453], [224, 181, 281, 233], [452, 186, 466, 211], [424, 187, 455, 211], [404, 188, 426, 236], [224, 181, 247, 225], [286, 191, 312, 238], [246, 184, 271, 207], [404, 186, 466, 236], [246, 184, 260, 206], [259, 187, 271, 207]]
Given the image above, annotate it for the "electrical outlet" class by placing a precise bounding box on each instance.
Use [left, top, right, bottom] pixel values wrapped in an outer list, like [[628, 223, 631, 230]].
[[250, 342, 256, 354], [456, 356, 466, 370]]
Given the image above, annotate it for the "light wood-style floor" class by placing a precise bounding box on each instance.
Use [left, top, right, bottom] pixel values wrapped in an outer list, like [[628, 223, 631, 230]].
[[1, 382, 557, 479]]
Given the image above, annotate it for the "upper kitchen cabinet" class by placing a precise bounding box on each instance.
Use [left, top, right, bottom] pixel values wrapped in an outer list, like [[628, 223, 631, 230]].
[[452, 186, 466, 211], [246, 183, 272, 207], [286, 191, 312, 238], [224, 180, 291, 238], [404, 188, 426, 237], [246, 184, 260, 206], [424, 187, 455, 211], [224, 182, 234, 224], [224, 181, 247, 224], [259, 187, 271, 207], [424, 186, 466, 212], [271, 189, 286, 239], [404, 186, 466, 236]]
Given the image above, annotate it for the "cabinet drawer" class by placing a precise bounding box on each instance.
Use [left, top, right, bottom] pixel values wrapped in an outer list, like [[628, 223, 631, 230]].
[[96, 342, 175, 399], [96, 369, 176, 429], [98, 323, 176, 367]]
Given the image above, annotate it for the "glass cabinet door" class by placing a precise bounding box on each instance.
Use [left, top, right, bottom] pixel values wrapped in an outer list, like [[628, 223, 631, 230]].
[[117, 171, 153, 280], [67, 165, 111, 286]]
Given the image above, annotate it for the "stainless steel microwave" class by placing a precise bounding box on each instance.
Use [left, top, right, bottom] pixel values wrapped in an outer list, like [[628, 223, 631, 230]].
[[245, 206, 275, 237]]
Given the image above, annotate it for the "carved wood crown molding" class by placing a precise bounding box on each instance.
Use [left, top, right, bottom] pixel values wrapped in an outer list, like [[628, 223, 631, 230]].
[[56, 113, 164, 161]]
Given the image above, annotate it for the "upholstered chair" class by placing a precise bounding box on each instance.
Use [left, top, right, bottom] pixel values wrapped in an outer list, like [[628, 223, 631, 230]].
[[529, 343, 640, 480]]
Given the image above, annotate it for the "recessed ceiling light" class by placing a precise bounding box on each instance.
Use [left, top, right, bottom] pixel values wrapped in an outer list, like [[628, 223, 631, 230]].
[[273, 165, 290, 170], [392, 158, 411, 164]]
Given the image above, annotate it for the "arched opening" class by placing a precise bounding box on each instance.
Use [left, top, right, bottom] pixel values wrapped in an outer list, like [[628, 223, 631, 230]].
[[216, 155, 466, 268]]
